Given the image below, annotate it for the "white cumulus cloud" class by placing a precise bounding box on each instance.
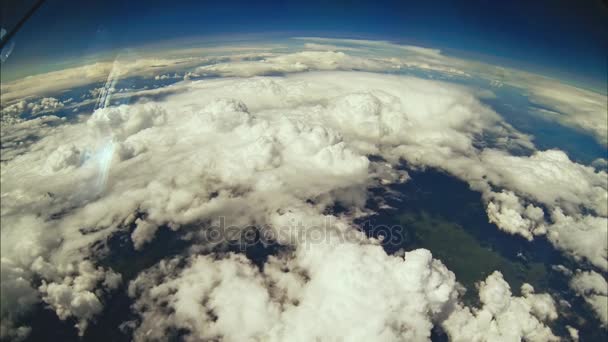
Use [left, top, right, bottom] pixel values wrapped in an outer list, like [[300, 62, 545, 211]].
[[570, 270, 608, 325], [0, 41, 604, 340], [442, 272, 558, 342], [129, 243, 461, 342]]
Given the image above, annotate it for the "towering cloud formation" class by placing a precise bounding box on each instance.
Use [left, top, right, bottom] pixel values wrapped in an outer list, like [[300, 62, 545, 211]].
[[0, 39, 606, 340]]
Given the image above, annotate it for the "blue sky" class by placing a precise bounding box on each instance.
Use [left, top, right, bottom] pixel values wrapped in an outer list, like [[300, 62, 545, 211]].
[[1, 0, 607, 87]]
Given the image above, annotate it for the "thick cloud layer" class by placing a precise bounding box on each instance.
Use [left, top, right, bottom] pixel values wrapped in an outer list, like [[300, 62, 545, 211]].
[[129, 244, 460, 342], [1, 39, 606, 340]]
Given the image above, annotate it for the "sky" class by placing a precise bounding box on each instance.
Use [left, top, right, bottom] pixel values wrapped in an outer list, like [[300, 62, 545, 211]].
[[1, 0, 607, 87]]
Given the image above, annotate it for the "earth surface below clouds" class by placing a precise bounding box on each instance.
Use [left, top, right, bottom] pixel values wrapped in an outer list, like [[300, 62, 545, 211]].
[[0, 37, 607, 342]]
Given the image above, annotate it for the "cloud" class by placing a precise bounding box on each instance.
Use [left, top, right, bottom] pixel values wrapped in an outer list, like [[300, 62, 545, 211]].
[[87, 104, 167, 141], [294, 37, 444, 58], [294, 37, 470, 76], [195, 51, 391, 77], [129, 244, 461, 342], [472, 150, 608, 271], [28, 97, 65, 115], [526, 81, 608, 146], [567, 325, 580, 341], [1, 71, 515, 336], [570, 270, 608, 325], [0, 100, 27, 124], [38, 261, 122, 335], [0, 258, 38, 341], [486, 190, 546, 240], [303, 42, 361, 51], [0, 213, 122, 336], [1, 62, 114, 104], [403, 142, 607, 271], [592, 158, 608, 171], [0, 41, 605, 340], [0, 52, 271, 105], [547, 210, 608, 272], [481, 149, 607, 217], [0, 96, 80, 125], [442, 271, 558, 341], [293, 38, 607, 143], [44, 144, 84, 173]]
